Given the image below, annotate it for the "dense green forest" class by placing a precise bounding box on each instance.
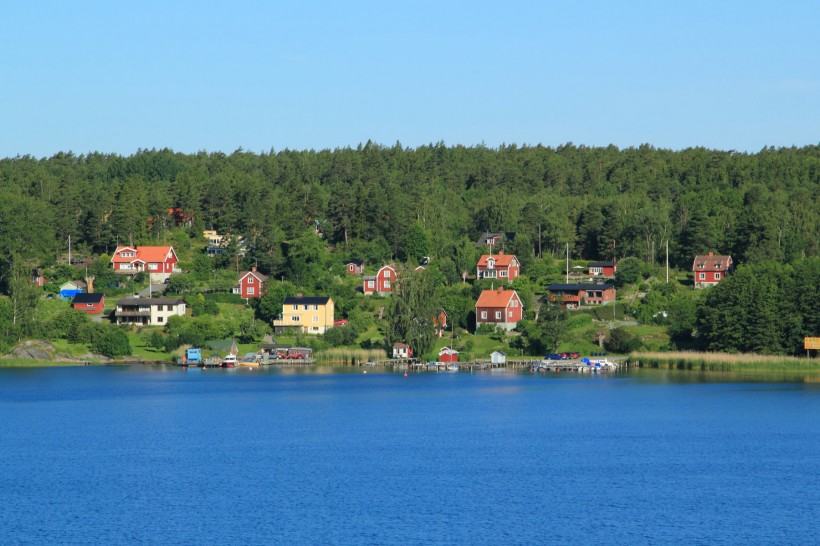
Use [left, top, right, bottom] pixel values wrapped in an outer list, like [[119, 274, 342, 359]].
[[0, 143, 818, 358]]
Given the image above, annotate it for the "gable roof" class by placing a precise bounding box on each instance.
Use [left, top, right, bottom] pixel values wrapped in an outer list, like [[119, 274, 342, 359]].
[[475, 231, 516, 248], [477, 253, 518, 268], [60, 280, 87, 290], [346, 259, 364, 266], [207, 339, 239, 352], [283, 295, 331, 305], [692, 253, 732, 271], [476, 288, 520, 308], [239, 270, 267, 283], [588, 261, 617, 267], [111, 246, 176, 264], [72, 293, 104, 304]]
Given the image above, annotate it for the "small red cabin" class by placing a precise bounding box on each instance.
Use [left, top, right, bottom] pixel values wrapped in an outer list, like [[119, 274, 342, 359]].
[[438, 347, 459, 363], [72, 293, 105, 315], [588, 262, 617, 277]]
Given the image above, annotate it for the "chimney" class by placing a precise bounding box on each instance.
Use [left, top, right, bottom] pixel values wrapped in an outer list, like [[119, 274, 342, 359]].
[[498, 249, 504, 255], [707, 251, 714, 256], [296, 293, 303, 297], [497, 286, 504, 294], [86, 276, 95, 294], [251, 265, 257, 272]]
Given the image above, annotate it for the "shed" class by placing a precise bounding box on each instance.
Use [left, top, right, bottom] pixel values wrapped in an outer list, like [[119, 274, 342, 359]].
[[438, 347, 459, 363], [490, 351, 507, 365]]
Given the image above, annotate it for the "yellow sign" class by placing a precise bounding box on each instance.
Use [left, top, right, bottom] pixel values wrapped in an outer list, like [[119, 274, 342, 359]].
[[805, 337, 820, 350]]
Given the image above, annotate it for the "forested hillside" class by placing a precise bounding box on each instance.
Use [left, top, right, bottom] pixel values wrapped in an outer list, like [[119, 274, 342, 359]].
[[0, 143, 818, 358], [1, 143, 818, 278]]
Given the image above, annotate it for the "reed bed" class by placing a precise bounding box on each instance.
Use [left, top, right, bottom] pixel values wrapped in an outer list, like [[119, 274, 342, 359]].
[[315, 348, 388, 366], [629, 351, 817, 371]]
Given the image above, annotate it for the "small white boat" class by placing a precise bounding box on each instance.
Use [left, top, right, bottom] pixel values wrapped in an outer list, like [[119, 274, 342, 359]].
[[446, 364, 459, 372]]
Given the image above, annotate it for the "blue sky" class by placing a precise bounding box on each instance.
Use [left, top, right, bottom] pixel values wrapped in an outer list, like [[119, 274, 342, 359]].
[[1, 1, 818, 157]]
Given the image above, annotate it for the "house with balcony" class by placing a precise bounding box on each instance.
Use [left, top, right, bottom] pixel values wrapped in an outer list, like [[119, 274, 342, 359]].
[[547, 284, 616, 309], [273, 295, 335, 334], [114, 297, 187, 326], [110, 246, 179, 281], [476, 251, 520, 281]]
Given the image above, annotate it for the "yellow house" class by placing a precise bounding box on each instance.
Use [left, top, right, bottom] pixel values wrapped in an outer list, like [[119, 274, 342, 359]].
[[273, 295, 335, 334]]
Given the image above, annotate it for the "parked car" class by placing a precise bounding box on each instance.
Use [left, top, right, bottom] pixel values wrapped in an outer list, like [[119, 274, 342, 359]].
[[546, 353, 565, 360]]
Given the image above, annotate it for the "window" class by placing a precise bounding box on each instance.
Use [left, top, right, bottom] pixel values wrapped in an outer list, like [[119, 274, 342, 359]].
[[367, 281, 375, 288], [248, 276, 254, 283], [384, 280, 391, 288], [312, 327, 319, 332], [313, 305, 318, 310], [510, 300, 518, 307], [312, 316, 319, 323], [699, 273, 706, 280], [157, 316, 164, 323], [495, 311, 502, 320], [292, 316, 300, 322], [304, 305, 309, 310], [247, 287, 255, 295], [508, 311, 513, 318], [384, 270, 391, 278], [487, 259, 495, 269], [149, 263, 159, 270], [86, 303, 93, 307], [480, 311, 487, 319], [500, 270, 507, 277], [715, 273, 721, 280], [293, 304, 298, 310]]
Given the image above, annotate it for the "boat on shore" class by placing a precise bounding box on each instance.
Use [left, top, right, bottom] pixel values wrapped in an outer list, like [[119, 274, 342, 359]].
[[221, 354, 238, 368]]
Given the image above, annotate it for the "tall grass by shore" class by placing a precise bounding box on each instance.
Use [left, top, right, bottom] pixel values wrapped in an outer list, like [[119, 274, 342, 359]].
[[315, 348, 388, 365], [629, 351, 817, 371]]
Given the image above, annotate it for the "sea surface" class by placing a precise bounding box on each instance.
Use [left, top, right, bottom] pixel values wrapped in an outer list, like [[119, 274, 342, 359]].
[[1, 365, 818, 545]]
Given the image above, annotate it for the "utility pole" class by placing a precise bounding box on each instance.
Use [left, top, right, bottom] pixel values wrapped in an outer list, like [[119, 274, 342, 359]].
[[68, 235, 71, 265], [666, 240, 669, 284], [565, 242, 569, 283]]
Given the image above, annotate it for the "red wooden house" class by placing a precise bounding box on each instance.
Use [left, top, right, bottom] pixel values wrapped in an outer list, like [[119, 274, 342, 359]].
[[363, 265, 397, 295], [236, 266, 266, 299], [345, 259, 365, 275], [547, 284, 616, 309], [692, 252, 733, 288], [475, 287, 523, 331], [588, 262, 617, 277], [476, 251, 520, 281], [110, 246, 178, 279], [72, 293, 105, 315]]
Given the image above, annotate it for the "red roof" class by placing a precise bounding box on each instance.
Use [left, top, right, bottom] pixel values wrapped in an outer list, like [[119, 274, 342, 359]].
[[477, 253, 517, 268], [476, 287, 519, 308], [692, 252, 732, 272], [111, 246, 175, 264]]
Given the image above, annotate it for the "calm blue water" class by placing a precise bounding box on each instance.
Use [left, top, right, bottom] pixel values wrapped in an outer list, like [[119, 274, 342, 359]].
[[1, 366, 818, 545]]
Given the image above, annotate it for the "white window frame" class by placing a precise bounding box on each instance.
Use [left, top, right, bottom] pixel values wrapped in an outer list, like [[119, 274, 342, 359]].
[[715, 273, 721, 280], [500, 270, 508, 278], [247, 287, 255, 295], [495, 311, 502, 320], [248, 276, 254, 283], [384, 280, 391, 288], [480, 311, 487, 319], [699, 273, 706, 280]]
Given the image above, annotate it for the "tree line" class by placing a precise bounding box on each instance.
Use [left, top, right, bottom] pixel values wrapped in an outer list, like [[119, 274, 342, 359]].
[[1, 143, 817, 280]]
